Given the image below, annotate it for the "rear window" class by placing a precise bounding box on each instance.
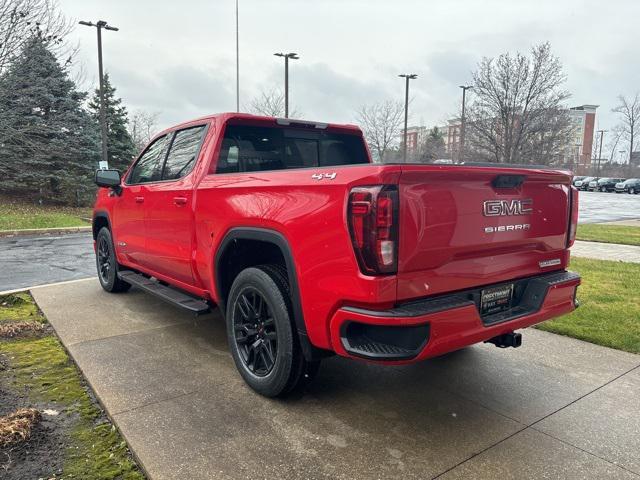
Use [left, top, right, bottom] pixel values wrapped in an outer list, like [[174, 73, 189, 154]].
[[215, 125, 368, 174]]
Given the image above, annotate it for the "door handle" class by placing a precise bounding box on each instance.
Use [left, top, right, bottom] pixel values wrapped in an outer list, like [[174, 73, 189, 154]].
[[173, 196, 188, 206], [135, 196, 144, 203]]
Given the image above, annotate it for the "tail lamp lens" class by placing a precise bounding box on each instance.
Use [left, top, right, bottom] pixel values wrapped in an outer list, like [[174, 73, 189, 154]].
[[567, 186, 579, 247], [348, 185, 398, 275]]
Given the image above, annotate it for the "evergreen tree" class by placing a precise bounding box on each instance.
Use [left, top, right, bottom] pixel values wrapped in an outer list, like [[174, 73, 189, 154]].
[[88, 73, 136, 171], [0, 36, 100, 204], [420, 127, 446, 162]]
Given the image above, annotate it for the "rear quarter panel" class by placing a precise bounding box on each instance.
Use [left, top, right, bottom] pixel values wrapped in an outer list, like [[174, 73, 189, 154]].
[[194, 165, 401, 350]]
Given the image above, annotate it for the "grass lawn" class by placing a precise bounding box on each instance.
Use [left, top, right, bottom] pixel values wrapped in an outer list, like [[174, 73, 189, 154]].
[[0, 292, 144, 479], [576, 223, 640, 246], [0, 196, 92, 231], [537, 257, 640, 354]]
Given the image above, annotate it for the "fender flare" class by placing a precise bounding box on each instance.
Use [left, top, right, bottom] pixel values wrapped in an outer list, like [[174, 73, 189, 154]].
[[92, 210, 112, 239]]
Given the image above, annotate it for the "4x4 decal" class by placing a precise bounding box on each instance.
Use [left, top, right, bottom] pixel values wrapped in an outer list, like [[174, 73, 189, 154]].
[[311, 172, 337, 180]]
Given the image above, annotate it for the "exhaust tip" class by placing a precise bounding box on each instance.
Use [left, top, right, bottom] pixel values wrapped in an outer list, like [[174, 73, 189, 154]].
[[486, 332, 522, 349]]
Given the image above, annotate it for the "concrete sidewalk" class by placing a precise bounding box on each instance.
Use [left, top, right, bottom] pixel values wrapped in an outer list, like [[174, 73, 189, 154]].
[[31, 279, 640, 479], [572, 240, 640, 263]]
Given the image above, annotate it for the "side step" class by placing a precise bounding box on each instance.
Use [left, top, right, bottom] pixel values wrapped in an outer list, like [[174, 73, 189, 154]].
[[118, 271, 210, 315]]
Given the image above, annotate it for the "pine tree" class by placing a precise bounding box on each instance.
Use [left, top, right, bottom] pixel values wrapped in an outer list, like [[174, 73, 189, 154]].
[[88, 73, 136, 171], [420, 127, 447, 162], [0, 36, 100, 204]]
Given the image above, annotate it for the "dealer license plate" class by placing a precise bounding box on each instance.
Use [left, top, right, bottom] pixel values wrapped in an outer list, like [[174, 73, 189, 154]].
[[480, 284, 514, 316]]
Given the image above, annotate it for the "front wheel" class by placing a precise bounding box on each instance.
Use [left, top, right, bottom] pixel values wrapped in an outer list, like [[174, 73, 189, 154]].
[[630, 187, 636, 195], [600, 186, 607, 192], [95, 227, 131, 293], [226, 265, 319, 397]]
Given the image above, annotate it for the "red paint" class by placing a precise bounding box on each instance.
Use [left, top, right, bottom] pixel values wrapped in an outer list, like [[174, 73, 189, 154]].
[[94, 113, 580, 361]]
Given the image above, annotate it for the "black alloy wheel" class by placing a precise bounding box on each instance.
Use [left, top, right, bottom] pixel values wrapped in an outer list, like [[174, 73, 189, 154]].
[[233, 287, 278, 376], [95, 227, 131, 293], [97, 235, 112, 283], [226, 265, 320, 397]]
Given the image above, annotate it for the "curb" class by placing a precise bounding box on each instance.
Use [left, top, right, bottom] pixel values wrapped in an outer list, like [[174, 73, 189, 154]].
[[0, 225, 92, 238]]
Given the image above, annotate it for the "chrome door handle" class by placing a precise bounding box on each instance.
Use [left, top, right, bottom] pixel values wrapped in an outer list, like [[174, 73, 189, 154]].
[[135, 196, 144, 203]]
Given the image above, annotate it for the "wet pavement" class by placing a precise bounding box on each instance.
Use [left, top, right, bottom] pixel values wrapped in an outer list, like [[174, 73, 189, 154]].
[[0, 233, 95, 292], [579, 190, 640, 224]]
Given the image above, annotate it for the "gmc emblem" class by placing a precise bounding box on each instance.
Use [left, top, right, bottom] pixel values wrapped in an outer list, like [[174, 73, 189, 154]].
[[483, 199, 533, 217]]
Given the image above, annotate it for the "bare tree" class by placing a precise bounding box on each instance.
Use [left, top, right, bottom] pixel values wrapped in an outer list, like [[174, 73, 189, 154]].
[[466, 43, 572, 164], [612, 93, 640, 165], [128, 109, 160, 153], [247, 87, 300, 118], [355, 100, 404, 163], [0, 0, 75, 74]]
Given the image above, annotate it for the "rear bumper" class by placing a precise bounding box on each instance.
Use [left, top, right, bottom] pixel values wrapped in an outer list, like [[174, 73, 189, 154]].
[[329, 270, 580, 363]]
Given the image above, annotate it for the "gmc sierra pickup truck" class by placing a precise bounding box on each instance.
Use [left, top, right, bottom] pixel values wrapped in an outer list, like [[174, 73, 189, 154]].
[[93, 113, 581, 397]]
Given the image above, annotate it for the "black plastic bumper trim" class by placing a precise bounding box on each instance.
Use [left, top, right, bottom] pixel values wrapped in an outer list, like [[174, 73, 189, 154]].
[[342, 270, 580, 325], [340, 321, 430, 361]]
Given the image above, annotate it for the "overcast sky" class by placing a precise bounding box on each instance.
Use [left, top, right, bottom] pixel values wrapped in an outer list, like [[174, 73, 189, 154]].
[[59, 0, 639, 136]]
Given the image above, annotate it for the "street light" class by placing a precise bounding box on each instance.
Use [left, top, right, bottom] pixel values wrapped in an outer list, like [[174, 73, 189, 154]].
[[79, 20, 119, 167], [458, 85, 473, 163], [596, 129, 607, 176], [619, 150, 626, 164], [235, 0, 240, 112], [274, 52, 299, 118], [399, 74, 418, 162]]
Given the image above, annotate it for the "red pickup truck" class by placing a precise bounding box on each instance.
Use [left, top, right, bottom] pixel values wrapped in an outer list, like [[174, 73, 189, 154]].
[[93, 113, 581, 397]]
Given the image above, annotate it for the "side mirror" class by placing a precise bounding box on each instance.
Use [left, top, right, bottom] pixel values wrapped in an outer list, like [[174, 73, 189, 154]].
[[95, 169, 122, 193]]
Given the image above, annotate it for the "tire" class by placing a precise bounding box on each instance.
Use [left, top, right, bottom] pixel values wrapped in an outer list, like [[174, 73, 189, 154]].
[[630, 188, 636, 195], [601, 187, 607, 192], [226, 264, 320, 397], [95, 227, 131, 293]]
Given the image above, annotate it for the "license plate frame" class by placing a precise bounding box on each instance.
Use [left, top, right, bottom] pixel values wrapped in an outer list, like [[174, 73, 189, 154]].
[[480, 283, 514, 316]]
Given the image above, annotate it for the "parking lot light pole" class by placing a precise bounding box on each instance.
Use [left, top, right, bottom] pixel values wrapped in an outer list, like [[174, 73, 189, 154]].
[[399, 74, 418, 162], [274, 52, 299, 118], [596, 129, 607, 176], [459, 85, 473, 163], [79, 20, 119, 167]]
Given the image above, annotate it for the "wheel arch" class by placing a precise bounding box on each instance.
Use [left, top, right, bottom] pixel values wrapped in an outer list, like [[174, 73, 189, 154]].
[[214, 227, 326, 361], [92, 211, 111, 240]]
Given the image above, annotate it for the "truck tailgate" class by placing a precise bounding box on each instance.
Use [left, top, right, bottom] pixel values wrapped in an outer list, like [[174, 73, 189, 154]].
[[397, 165, 572, 301]]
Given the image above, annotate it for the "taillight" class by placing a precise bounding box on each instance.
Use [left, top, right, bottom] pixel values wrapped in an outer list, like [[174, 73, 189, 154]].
[[567, 186, 579, 247], [348, 185, 398, 275]]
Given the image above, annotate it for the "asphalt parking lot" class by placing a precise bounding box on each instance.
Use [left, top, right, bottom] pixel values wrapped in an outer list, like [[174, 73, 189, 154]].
[[32, 279, 640, 480], [579, 190, 640, 223], [0, 232, 94, 292]]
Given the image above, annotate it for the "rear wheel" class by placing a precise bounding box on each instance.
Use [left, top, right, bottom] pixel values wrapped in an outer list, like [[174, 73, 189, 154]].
[[226, 265, 319, 397], [96, 227, 131, 293]]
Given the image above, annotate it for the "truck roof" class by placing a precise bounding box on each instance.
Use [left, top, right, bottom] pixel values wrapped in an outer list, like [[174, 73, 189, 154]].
[[158, 112, 362, 137]]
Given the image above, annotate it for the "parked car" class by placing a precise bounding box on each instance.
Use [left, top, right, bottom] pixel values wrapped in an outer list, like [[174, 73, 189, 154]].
[[616, 178, 640, 194], [92, 113, 581, 397], [572, 176, 587, 186], [590, 178, 625, 192], [574, 176, 596, 190]]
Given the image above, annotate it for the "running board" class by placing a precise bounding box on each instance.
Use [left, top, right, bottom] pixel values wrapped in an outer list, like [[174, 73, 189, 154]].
[[118, 271, 210, 315]]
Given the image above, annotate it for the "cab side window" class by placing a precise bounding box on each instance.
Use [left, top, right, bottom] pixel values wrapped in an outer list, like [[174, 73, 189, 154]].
[[127, 135, 168, 184], [162, 125, 206, 181]]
